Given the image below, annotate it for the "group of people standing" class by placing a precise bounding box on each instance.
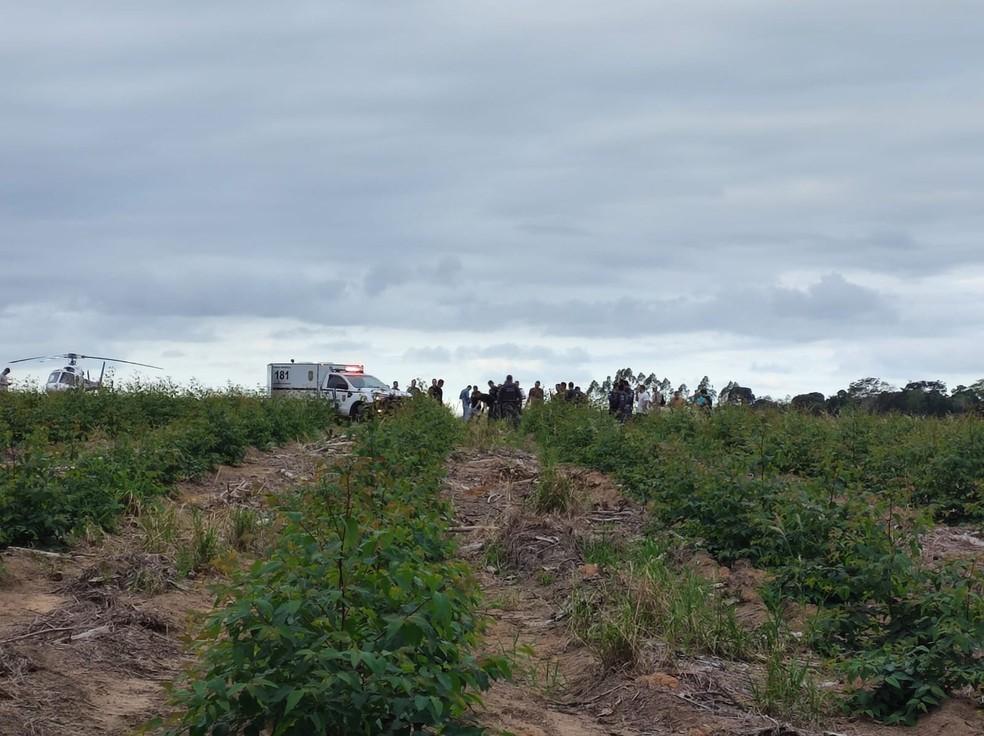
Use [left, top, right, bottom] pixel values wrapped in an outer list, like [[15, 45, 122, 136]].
[[608, 382, 713, 422], [401, 375, 713, 426]]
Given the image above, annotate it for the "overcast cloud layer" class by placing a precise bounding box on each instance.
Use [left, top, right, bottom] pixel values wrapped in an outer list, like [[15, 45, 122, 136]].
[[2, 1, 983, 397]]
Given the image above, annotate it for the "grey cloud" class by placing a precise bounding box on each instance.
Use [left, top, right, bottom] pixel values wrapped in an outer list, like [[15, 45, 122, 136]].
[[363, 257, 461, 296], [750, 362, 793, 374], [2, 2, 983, 390], [403, 346, 452, 363], [455, 343, 590, 364]]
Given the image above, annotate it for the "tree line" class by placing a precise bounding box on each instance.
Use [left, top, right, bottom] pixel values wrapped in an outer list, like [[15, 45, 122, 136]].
[[586, 370, 984, 416]]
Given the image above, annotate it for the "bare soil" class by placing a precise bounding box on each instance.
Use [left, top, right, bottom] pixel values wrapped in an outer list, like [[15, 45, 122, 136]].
[[921, 524, 984, 565], [0, 437, 349, 736], [444, 447, 983, 736]]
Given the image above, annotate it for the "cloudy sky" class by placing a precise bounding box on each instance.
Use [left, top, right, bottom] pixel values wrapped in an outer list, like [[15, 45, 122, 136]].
[[2, 1, 983, 399]]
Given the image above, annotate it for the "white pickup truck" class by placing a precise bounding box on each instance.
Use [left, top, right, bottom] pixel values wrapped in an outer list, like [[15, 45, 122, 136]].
[[267, 362, 403, 419]]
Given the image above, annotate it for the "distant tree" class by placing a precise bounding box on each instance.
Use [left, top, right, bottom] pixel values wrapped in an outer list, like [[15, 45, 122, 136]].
[[951, 380, 984, 413], [792, 392, 826, 414], [720, 381, 755, 405], [847, 377, 895, 399], [903, 380, 947, 394], [696, 376, 716, 402], [677, 383, 690, 399], [587, 379, 608, 405], [613, 367, 636, 387], [752, 395, 780, 409]]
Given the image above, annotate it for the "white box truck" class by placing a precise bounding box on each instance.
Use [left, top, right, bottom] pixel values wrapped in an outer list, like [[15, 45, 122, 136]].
[[267, 362, 403, 419]]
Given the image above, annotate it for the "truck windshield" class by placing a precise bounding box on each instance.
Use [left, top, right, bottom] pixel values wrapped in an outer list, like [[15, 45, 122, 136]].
[[346, 374, 388, 389]]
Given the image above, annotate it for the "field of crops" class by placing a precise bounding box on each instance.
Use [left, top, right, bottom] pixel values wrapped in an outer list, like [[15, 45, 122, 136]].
[[0, 386, 337, 549], [1, 389, 982, 734], [521, 401, 984, 725]]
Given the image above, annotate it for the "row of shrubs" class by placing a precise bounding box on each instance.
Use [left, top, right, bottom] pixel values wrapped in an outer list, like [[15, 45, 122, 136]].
[[0, 392, 338, 548], [520, 401, 984, 725], [163, 397, 510, 735], [0, 381, 276, 449]]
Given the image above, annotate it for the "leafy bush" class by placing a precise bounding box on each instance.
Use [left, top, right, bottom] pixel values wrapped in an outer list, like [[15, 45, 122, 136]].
[[522, 400, 984, 723], [0, 389, 337, 549], [164, 397, 510, 735]]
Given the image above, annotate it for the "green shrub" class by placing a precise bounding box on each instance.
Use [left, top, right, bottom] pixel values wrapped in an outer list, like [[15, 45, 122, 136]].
[[523, 401, 984, 723], [163, 398, 510, 735], [0, 388, 337, 549]]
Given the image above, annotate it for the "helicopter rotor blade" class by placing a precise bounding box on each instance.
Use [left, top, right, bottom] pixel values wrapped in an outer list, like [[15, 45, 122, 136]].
[[9, 355, 58, 364], [75, 355, 162, 370]]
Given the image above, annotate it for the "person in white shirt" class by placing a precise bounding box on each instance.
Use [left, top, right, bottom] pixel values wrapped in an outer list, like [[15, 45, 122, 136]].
[[635, 385, 652, 414]]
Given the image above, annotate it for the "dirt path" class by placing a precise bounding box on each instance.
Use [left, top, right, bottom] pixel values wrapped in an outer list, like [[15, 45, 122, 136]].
[[444, 447, 983, 736], [0, 437, 349, 736]]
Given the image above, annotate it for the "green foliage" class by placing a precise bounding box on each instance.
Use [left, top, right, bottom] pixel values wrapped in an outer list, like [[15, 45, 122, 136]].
[[138, 502, 180, 553], [523, 401, 984, 723], [529, 456, 579, 514], [569, 541, 751, 668], [175, 510, 223, 576], [227, 507, 261, 552], [0, 388, 337, 549], [751, 617, 832, 724], [164, 398, 510, 735]]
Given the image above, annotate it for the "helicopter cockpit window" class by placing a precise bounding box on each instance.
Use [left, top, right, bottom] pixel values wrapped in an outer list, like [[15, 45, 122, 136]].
[[48, 371, 60, 384], [59, 373, 77, 385]]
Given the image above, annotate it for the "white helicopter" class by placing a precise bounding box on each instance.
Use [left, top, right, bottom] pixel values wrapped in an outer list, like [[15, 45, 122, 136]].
[[9, 353, 162, 392]]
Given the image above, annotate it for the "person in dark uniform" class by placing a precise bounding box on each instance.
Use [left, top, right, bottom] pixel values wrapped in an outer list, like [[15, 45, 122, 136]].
[[486, 379, 500, 419], [496, 374, 522, 427], [617, 380, 634, 423]]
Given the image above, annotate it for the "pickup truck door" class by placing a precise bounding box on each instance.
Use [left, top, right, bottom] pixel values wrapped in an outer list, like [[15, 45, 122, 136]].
[[326, 374, 350, 410]]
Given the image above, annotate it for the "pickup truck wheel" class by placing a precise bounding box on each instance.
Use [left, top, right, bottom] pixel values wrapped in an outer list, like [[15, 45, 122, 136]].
[[350, 402, 365, 421]]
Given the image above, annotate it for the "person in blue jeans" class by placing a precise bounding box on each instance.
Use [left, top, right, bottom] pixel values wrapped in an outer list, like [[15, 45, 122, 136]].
[[459, 385, 473, 419]]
